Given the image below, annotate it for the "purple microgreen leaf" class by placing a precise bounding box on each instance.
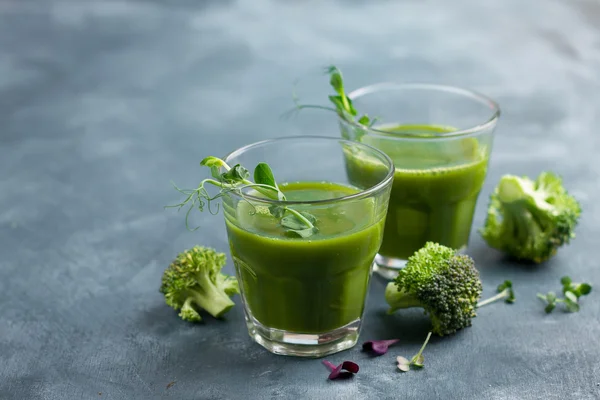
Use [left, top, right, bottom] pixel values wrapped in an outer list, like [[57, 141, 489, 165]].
[[322, 360, 359, 380], [362, 339, 400, 356], [328, 364, 344, 380], [341, 361, 359, 374]]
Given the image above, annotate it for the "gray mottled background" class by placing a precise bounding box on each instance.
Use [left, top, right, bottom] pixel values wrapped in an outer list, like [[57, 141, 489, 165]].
[[1, 0, 599, 399]]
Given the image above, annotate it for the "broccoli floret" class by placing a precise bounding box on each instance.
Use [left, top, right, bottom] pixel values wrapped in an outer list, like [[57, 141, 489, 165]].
[[480, 172, 581, 263], [385, 242, 483, 336], [160, 246, 239, 322]]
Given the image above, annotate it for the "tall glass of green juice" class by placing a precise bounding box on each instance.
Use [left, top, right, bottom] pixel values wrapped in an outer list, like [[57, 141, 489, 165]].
[[339, 83, 500, 279], [221, 137, 394, 357]]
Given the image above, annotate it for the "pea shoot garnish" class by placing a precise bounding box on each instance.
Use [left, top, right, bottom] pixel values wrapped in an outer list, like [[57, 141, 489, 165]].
[[168, 156, 318, 238], [288, 65, 377, 128]]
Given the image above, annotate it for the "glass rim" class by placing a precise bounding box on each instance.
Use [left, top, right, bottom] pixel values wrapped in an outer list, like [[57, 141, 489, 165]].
[[344, 82, 501, 139], [223, 135, 395, 206]]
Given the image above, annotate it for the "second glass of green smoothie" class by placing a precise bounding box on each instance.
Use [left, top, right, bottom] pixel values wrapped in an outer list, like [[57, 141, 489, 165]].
[[339, 83, 500, 279], [222, 136, 394, 357]]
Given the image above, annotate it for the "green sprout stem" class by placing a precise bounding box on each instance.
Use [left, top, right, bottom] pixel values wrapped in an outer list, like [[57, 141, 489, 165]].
[[338, 85, 351, 113], [284, 207, 314, 228], [477, 289, 511, 307], [412, 331, 432, 365]]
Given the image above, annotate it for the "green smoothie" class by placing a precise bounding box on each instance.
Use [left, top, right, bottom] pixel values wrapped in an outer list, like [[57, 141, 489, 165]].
[[344, 124, 489, 260], [223, 181, 386, 333]]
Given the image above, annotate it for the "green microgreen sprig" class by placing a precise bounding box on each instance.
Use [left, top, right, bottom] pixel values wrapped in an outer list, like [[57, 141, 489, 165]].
[[167, 156, 318, 238], [537, 276, 592, 313], [396, 332, 433, 372], [477, 280, 516, 308]]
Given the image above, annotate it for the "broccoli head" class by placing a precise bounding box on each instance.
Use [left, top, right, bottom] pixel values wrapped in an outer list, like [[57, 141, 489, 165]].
[[385, 242, 483, 336], [160, 246, 239, 322], [480, 172, 581, 263]]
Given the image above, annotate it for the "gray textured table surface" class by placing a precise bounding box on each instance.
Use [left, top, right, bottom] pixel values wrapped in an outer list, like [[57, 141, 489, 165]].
[[1, 0, 600, 399]]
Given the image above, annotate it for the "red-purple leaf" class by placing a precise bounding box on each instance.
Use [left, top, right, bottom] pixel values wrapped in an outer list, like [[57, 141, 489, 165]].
[[362, 339, 400, 355], [322, 360, 360, 380], [341, 361, 359, 374], [328, 364, 344, 380]]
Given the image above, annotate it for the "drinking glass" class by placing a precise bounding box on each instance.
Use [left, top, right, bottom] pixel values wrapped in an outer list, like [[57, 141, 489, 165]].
[[339, 83, 500, 279], [222, 136, 394, 357]]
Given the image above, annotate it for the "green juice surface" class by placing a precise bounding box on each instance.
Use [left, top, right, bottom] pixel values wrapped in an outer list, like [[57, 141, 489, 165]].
[[224, 181, 385, 333], [345, 124, 489, 260]]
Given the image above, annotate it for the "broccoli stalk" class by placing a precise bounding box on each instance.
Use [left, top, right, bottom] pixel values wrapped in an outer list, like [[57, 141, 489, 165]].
[[385, 242, 483, 336], [178, 276, 235, 319], [384, 288, 423, 312], [480, 172, 581, 263], [160, 246, 239, 322]]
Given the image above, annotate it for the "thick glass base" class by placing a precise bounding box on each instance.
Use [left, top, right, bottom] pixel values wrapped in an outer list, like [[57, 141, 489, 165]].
[[245, 316, 361, 358], [374, 245, 467, 280]]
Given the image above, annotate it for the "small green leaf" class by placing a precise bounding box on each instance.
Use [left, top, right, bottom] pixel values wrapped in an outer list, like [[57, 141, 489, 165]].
[[280, 210, 318, 238], [565, 291, 578, 303], [358, 115, 371, 126], [564, 290, 578, 302], [329, 70, 344, 95], [497, 280, 515, 303], [560, 276, 572, 286], [328, 95, 343, 111], [285, 227, 316, 238], [280, 214, 306, 230], [566, 282, 593, 298], [200, 156, 227, 168], [281, 212, 314, 231], [538, 292, 557, 313], [328, 95, 357, 116], [564, 291, 580, 313], [269, 205, 285, 218], [221, 164, 249, 182], [579, 283, 592, 296], [254, 163, 278, 188], [201, 156, 228, 179]]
